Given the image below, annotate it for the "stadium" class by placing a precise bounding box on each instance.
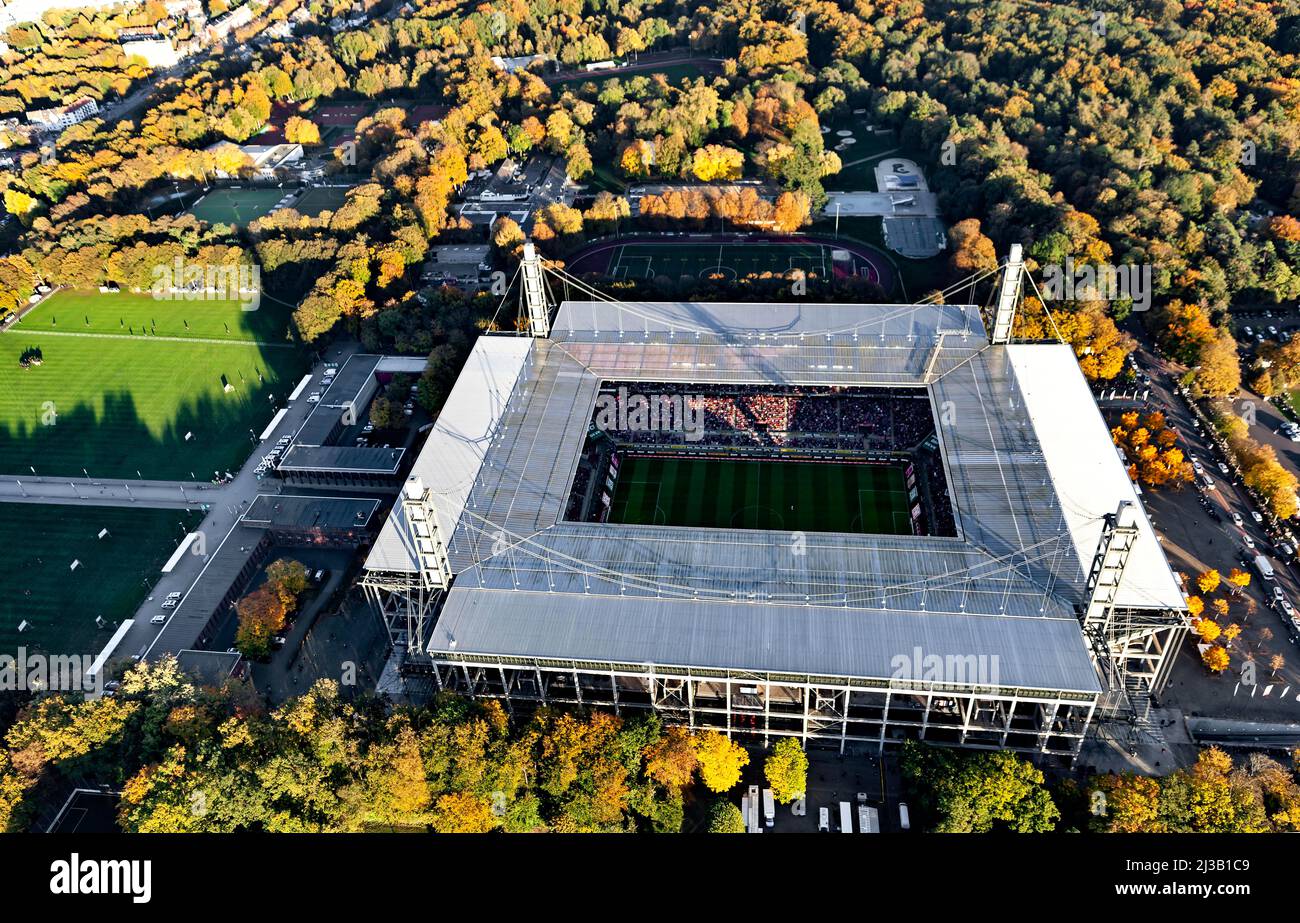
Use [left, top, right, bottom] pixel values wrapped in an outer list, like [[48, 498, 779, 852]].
[[361, 248, 1189, 759]]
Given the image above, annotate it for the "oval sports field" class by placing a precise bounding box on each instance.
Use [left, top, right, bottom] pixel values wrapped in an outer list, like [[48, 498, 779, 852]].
[[565, 233, 897, 296]]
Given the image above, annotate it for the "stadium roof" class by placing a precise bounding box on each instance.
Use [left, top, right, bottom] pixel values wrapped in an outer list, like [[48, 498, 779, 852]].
[[365, 299, 1185, 693]]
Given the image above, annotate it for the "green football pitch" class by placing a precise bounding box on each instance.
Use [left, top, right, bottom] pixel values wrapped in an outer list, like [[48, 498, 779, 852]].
[[607, 241, 837, 282], [292, 185, 351, 216], [187, 187, 293, 225], [608, 454, 913, 534], [1, 292, 306, 479], [0, 504, 202, 654]]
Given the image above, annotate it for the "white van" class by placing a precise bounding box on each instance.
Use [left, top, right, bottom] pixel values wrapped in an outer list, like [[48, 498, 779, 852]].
[[762, 788, 775, 828], [839, 801, 853, 833], [817, 807, 830, 832]]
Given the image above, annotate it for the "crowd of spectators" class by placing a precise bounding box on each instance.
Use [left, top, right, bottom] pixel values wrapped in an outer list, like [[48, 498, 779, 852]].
[[591, 383, 938, 452]]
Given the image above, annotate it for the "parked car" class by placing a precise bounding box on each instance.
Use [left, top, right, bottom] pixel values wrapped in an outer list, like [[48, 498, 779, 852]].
[[1244, 535, 1257, 550], [151, 614, 167, 624], [1284, 598, 1296, 617], [1218, 462, 1230, 475], [1232, 511, 1244, 527], [1252, 510, 1264, 523]]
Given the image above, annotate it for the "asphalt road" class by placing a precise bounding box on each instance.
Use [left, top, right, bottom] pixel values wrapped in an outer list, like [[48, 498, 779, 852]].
[[1122, 340, 1300, 722], [0, 475, 219, 509]]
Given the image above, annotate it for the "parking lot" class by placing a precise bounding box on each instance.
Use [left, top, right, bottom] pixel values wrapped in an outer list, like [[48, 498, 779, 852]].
[[720, 746, 909, 834], [1118, 340, 1300, 724]]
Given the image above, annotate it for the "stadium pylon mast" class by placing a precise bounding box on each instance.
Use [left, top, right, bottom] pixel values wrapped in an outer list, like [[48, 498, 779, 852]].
[[990, 243, 1024, 344], [365, 475, 453, 659], [1081, 501, 1189, 750], [519, 241, 554, 337]]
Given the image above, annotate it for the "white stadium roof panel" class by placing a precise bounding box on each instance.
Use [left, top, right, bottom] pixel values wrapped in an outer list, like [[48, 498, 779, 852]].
[[1006, 343, 1185, 611]]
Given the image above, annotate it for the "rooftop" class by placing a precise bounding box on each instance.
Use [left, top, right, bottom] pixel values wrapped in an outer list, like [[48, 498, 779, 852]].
[[241, 494, 379, 530], [365, 299, 1185, 693]]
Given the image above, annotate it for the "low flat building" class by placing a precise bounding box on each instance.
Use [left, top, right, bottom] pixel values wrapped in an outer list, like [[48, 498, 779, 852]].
[[275, 354, 421, 490], [26, 96, 98, 132], [490, 54, 550, 73], [205, 4, 253, 42], [420, 244, 491, 286], [242, 143, 304, 177], [144, 495, 379, 660]]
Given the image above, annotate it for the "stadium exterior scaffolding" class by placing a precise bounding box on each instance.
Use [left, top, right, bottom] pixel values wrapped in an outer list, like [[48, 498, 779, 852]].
[[360, 254, 1189, 759]]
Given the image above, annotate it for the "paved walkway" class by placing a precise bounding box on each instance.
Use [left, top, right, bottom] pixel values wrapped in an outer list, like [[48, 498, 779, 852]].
[[8, 328, 293, 348], [0, 475, 222, 509]]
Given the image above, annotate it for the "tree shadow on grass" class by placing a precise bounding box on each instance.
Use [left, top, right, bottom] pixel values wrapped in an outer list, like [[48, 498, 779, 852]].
[[0, 377, 303, 481]]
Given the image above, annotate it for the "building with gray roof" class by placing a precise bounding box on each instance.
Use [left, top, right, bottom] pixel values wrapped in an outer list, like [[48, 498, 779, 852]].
[[361, 276, 1187, 758]]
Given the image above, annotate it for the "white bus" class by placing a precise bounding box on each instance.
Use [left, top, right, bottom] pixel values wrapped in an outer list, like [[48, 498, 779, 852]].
[[839, 801, 853, 833]]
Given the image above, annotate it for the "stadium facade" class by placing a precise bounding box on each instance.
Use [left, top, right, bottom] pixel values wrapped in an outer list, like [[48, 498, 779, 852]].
[[361, 258, 1188, 758]]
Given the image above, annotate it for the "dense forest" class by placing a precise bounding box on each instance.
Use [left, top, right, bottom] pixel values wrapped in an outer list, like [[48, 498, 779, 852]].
[[0, 1, 1296, 408]]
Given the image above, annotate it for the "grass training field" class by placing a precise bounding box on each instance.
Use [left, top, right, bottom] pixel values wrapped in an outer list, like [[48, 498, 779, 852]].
[[586, 239, 883, 286], [187, 187, 294, 225], [15, 290, 283, 342], [1, 292, 305, 479], [292, 185, 352, 216], [609, 454, 913, 535], [0, 504, 202, 654]]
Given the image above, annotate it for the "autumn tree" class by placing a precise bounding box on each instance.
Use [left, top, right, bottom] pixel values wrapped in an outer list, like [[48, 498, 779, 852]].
[[763, 737, 808, 803], [1202, 645, 1230, 672], [948, 219, 998, 277], [234, 584, 287, 658], [692, 731, 749, 793], [284, 116, 322, 146], [1092, 773, 1162, 832], [706, 799, 746, 833], [690, 144, 744, 182], [643, 726, 698, 791], [618, 139, 654, 178]]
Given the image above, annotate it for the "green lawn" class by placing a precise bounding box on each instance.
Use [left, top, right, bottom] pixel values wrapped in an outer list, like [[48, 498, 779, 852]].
[[1, 294, 306, 479], [187, 187, 293, 225], [0, 504, 202, 655], [609, 454, 913, 534], [822, 132, 900, 191], [16, 290, 287, 342]]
